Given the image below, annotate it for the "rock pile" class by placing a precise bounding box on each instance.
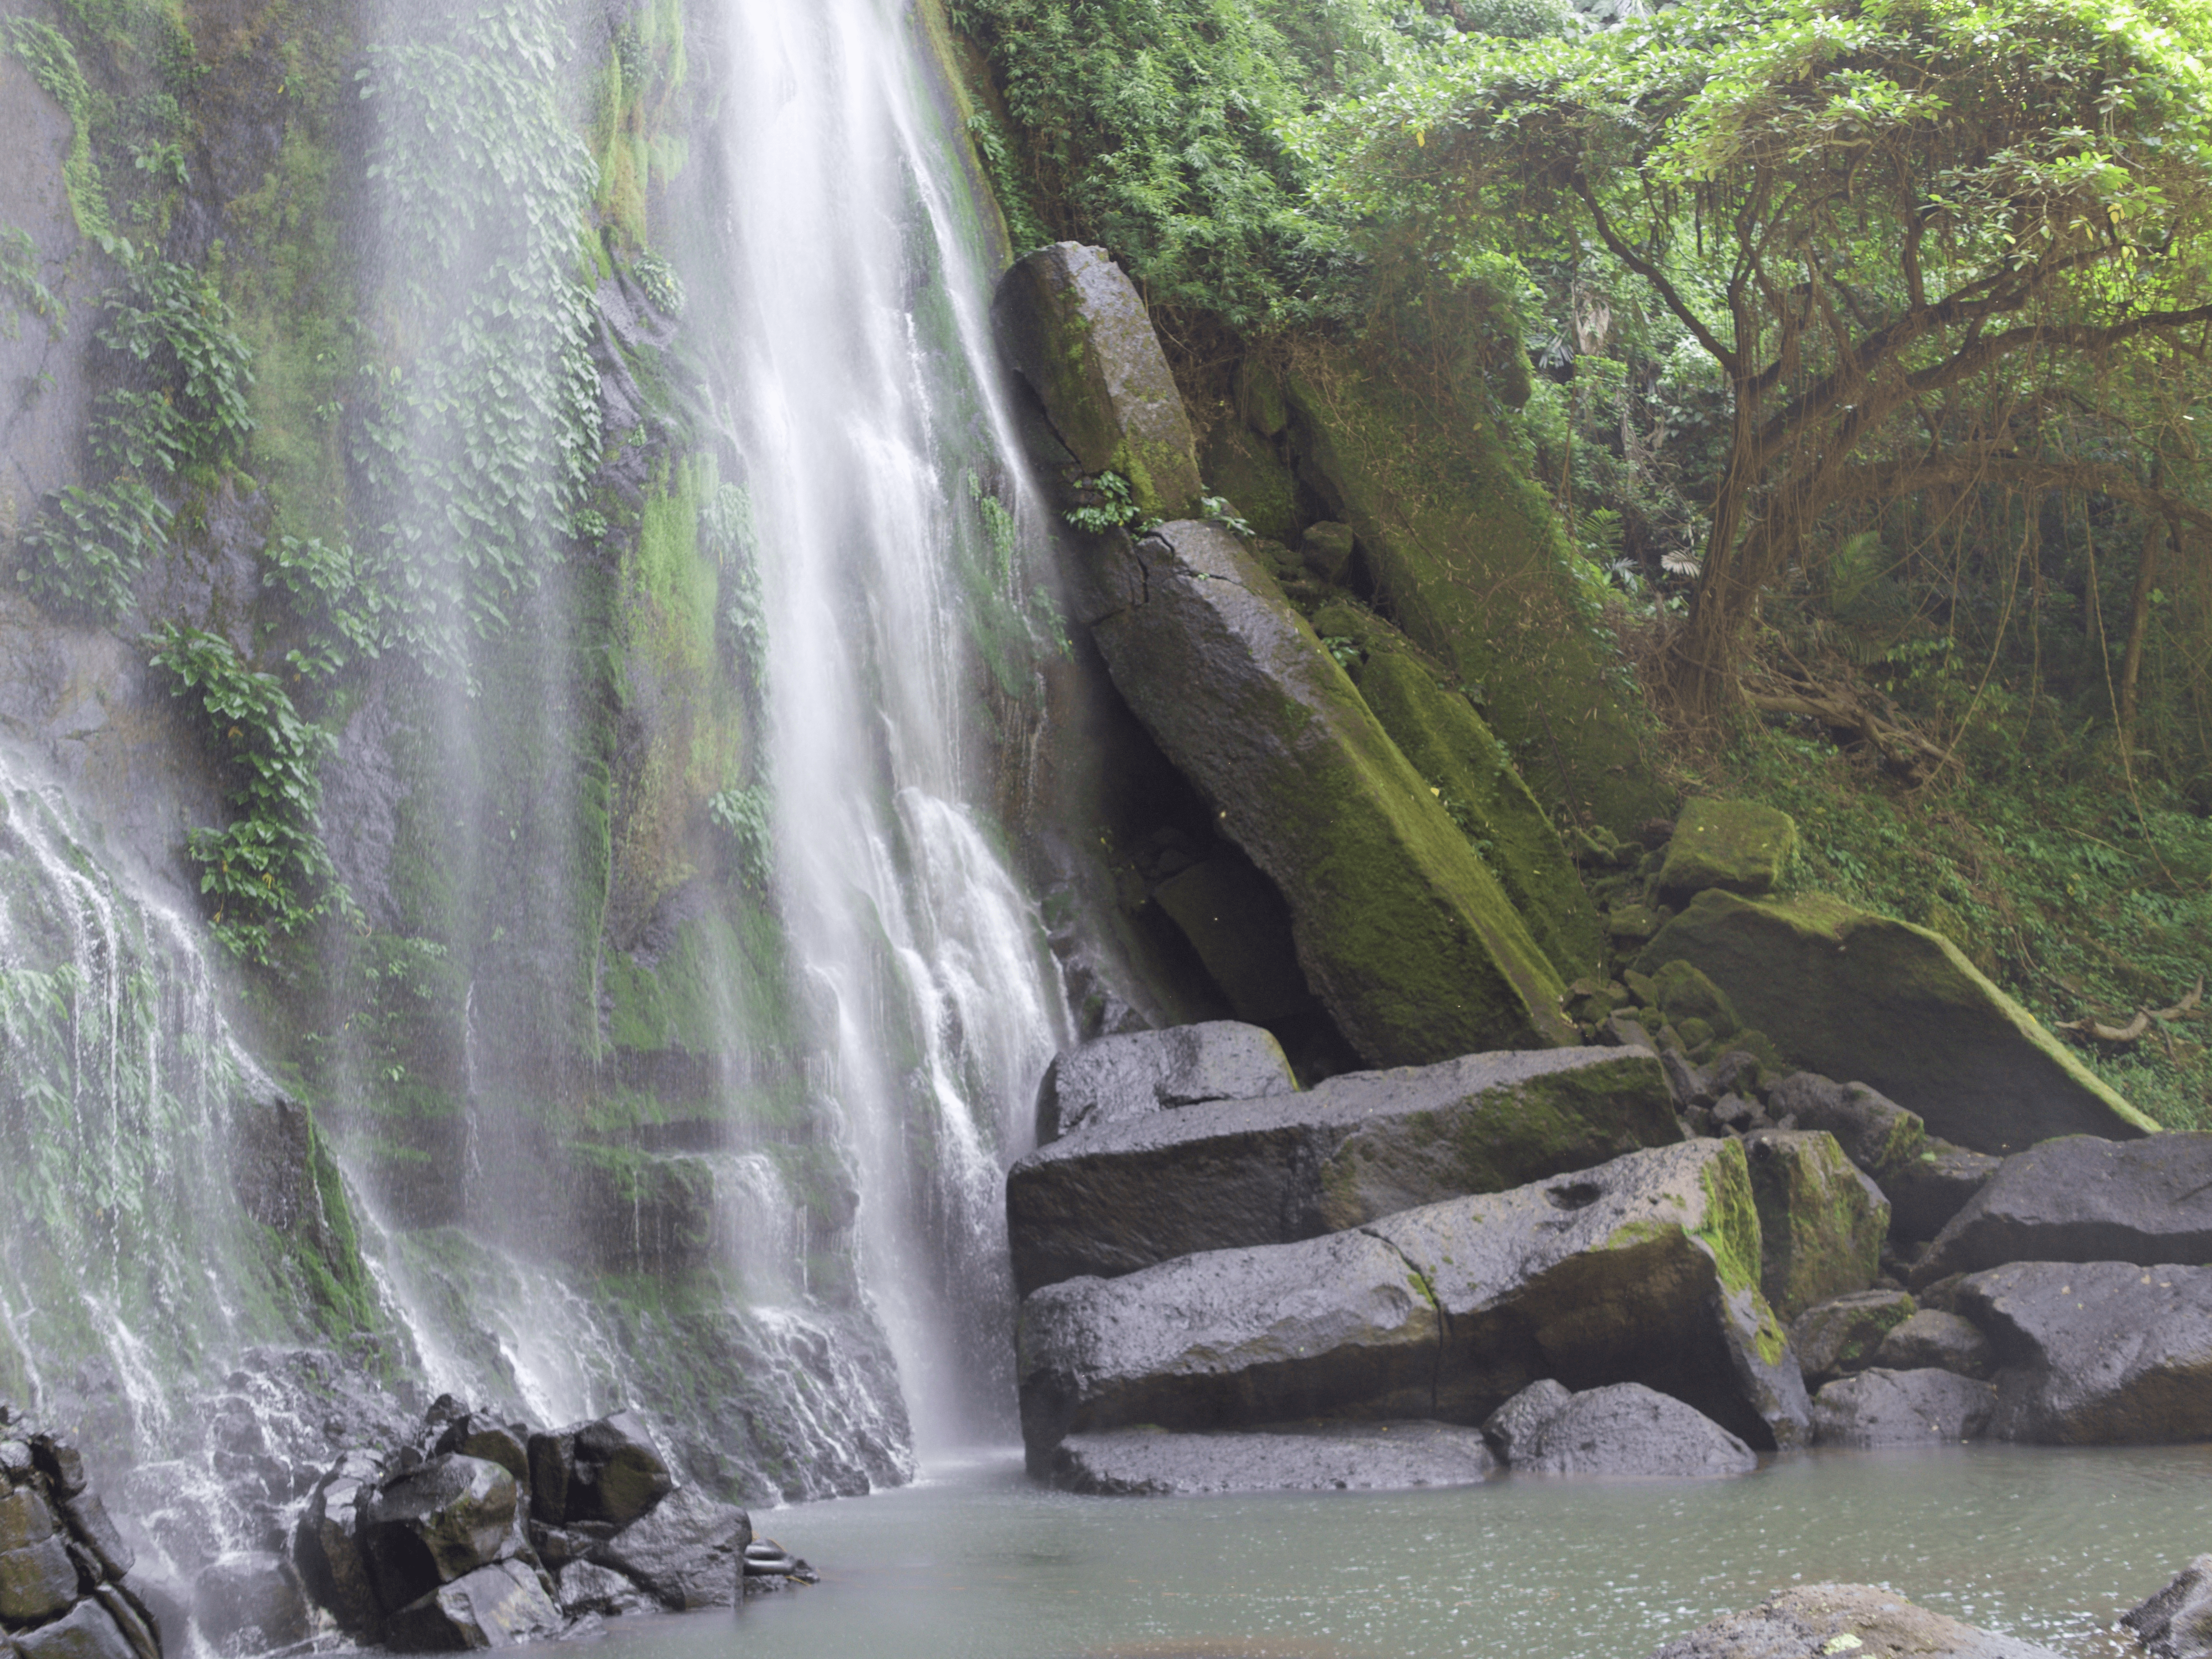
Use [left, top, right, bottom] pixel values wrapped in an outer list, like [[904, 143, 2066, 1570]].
[[0, 1408, 163, 1659], [293, 1398, 808, 1649]]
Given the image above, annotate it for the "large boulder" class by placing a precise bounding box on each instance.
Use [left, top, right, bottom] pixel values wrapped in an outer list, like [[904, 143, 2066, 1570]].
[[1914, 1135, 2212, 1286], [1766, 1074, 1925, 1179], [1070, 515, 1575, 1066], [1741, 1130, 1887, 1320], [0, 1532, 80, 1623], [382, 1559, 561, 1653], [1481, 1379, 1574, 1464], [991, 242, 1202, 522], [292, 1450, 383, 1633], [1955, 1261, 2212, 1443], [191, 1553, 310, 1652], [1887, 1142, 2003, 1242], [1015, 1138, 1809, 1466], [527, 1412, 672, 1529], [1637, 892, 2153, 1152], [1809, 1368, 1996, 1446], [2125, 1557, 2212, 1659], [587, 1484, 749, 1611], [1657, 800, 1797, 902], [1646, 1583, 2063, 1659], [1034, 1022, 1294, 1144], [358, 1455, 517, 1611], [1046, 1421, 1495, 1496], [1508, 1382, 1757, 1477], [13, 1599, 137, 1659], [1007, 1046, 1678, 1294]]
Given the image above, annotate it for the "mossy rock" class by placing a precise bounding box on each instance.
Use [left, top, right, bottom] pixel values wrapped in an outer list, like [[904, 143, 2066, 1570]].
[[992, 243, 1202, 520], [1339, 633, 1604, 981], [1650, 959, 1739, 1040], [1199, 422, 1300, 544], [1659, 799, 1798, 901], [1741, 1130, 1887, 1321], [1277, 340, 1668, 832], [1636, 891, 2158, 1152], [1074, 518, 1574, 1064]]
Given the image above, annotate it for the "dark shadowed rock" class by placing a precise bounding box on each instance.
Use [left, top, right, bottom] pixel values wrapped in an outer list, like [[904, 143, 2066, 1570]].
[[1514, 1383, 1756, 1477], [31, 1436, 85, 1500], [1765, 1074, 1925, 1178], [433, 1418, 531, 1488], [1034, 1022, 1295, 1144], [1915, 1135, 2212, 1286], [1886, 1140, 2003, 1241], [292, 1450, 384, 1632], [58, 1493, 131, 1583], [1810, 1368, 1996, 1446], [2124, 1555, 2212, 1659], [383, 1559, 561, 1653], [1956, 1261, 2212, 1443], [1646, 1582, 2063, 1658], [1047, 1421, 1495, 1495], [13, 1597, 135, 1659], [528, 1414, 671, 1529], [991, 242, 1203, 522], [192, 1553, 309, 1652], [1791, 1290, 1917, 1387], [588, 1484, 749, 1611], [1741, 1130, 1888, 1319], [1016, 1139, 1809, 1466], [0, 1534, 82, 1623], [1482, 1379, 1573, 1464], [90, 1586, 157, 1659], [1008, 1046, 1677, 1293], [554, 1562, 654, 1619], [360, 1455, 517, 1610], [1072, 516, 1575, 1067], [1873, 1310, 1993, 1380], [1637, 892, 2153, 1152]]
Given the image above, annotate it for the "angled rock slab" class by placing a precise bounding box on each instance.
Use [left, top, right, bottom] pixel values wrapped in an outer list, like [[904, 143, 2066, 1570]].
[[1075, 517, 1574, 1066], [1638, 891, 2152, 1152], [1046, 1421, 1495, 1496], [1956, 1261, 2212, 1444], [1008, 1046, 1677, 1294], [1646, 1583, 2063, 1659], [384, 1558, 561, 1653], [1034, 1021, 1294, 1143], [992, 242, 1202, 521], [1810, 1368, 1996, 1447], [1915, 1134, 2212, 1286], [1016, 1139, 1808, 1467]]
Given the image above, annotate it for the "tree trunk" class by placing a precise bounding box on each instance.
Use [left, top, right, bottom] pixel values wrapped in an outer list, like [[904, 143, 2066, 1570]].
[[2117, 517, 2168, 755]]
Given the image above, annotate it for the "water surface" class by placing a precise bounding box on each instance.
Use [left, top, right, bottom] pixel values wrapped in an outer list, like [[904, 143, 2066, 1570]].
[[589, 1446, 2200, 1659]]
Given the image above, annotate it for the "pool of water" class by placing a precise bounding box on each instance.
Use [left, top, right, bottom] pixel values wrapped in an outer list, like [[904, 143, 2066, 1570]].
[[587, 1445, 2205, 1659]]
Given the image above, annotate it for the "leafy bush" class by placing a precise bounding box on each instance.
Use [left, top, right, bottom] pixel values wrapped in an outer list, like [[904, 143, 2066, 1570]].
[[92, 256, 255, 476], [145, 622, 343, 962], [261, 535, 389, 679], [0, 227, 64, 340], [17, 480, 168, 623], [631, 249, 685, 317], [708, 783, 773, 889]]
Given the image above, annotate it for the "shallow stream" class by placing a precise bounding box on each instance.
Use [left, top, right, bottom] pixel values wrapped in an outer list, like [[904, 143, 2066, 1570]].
[[589, 1446, 2200, 1659]]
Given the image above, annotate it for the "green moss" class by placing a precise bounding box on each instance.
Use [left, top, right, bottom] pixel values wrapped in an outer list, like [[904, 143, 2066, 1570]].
[[1343, 631, 1605, 980], [1649, 958, 1739, 1040], [1687, 1141, 1790, 1365], [1744, 1131, 1885, 1320], [1659, 799, 1799, 900], [3, 19, 115, 248], [1281, 340, 1669, 833]]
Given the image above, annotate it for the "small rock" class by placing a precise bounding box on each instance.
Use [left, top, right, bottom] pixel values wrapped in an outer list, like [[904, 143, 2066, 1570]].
[[0, 1487, 54, 1552], [1299, 521, 1358, 585], [1515, 1383, 1757, 1477], [91, 1585, 159, 1659], [292, 1452, 383, 1633], [434, 1417, 531, 1487], [1482, 1379, 1572, 1465], [1810, 1368, 1996, 1446], [1872, 1310, 1993, 1380], [1885, 1139, 2002, 1241], [30, 1436, 85, 1499], [1032, 1022, 1296, 1143], [2123, 1554, 2212, 1659], [1645, 1581, 2061, 1658], [1790, 1289, 1918, 1387]]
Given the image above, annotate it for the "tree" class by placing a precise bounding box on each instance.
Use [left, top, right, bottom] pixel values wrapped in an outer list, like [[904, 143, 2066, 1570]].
[[1298, 0, 2212, 718]]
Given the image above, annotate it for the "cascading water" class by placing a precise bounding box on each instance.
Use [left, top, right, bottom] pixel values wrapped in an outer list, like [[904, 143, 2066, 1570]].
[[711, 0, 1075, 1453]]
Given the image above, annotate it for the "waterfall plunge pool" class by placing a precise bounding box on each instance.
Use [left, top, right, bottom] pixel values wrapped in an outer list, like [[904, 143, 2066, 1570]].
[[579, 1444, 2191, 1658]]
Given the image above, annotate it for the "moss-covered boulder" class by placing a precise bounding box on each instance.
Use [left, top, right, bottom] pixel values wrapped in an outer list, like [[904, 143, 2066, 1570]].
[[1790, 1289, 1917, 1387], [992, 243, 1203, 521], [1015, 1138, 1810, 1464], [1007, 1046, 1679, 1293], [1741, 1130, 1887, 1320], [1276, 341, 1668, 831], [1658, 800, 1798, 901], [1649, 959, 1741, 1041], [1338, 632, 1604, 982], [1074, 517, 1574, 1064], [1636, 891, 2155, 1152]]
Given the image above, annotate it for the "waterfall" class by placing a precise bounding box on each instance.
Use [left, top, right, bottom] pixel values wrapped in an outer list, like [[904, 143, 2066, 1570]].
[[713, 0, 1073, 1453]]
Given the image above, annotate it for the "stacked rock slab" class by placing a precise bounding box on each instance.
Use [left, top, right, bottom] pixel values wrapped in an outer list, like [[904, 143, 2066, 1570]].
[[1637, 891, 2153, 1151], [1008, 1046, 1679, 1293], [1016, 1138, 1810, 1468], [1033, 1021, 1295, 1143], [995, 242, 1574, 1065], [0, 1418, 160, 1659]]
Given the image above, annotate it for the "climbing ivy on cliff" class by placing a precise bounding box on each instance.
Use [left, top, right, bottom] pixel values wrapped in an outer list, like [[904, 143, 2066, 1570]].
[[350, 0, 601, 677]]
